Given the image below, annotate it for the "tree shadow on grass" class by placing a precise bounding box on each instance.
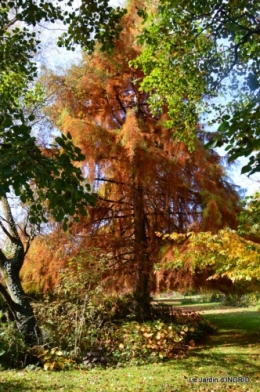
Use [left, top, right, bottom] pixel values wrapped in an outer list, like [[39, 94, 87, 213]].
[[1, 380, 33, 392], [205, 332, 260, 346], [202, 313, 260, 346], [190, 350, 260, 370], [0, 378, 58, 392], [202, 308, 260, 325], [158, 349, 260, 387], [165, 306, 260, 383]]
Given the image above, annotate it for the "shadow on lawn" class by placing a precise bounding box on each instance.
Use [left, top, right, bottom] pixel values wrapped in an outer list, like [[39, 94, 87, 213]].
[[1, 380, 38, 392], [205, 332, 260, 346], [201, 310, 260, 345], [188, 349, 260, 370], [162, 306, 260, 381], [0, 378, 59, 392], [169, 341, 260, 377]]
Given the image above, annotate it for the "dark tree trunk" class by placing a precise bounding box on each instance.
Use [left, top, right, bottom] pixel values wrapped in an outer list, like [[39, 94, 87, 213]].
[[0, 263, 40, 346], [132, 181, 151, 320], [0, 196, 41, 346]]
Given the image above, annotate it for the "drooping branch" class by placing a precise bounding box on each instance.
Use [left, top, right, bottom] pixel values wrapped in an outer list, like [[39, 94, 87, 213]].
[[94, 178, 126, 186], [97, 196, 129, 205]]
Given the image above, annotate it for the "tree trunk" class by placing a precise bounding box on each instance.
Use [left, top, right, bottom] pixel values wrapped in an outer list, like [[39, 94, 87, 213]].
[[0, 263, 40, 345], [0, 195, 41, 345], [132, 181, 151, 320]]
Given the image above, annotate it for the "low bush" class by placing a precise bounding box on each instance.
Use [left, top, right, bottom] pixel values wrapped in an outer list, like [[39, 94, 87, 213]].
[[82, 310, 215, 367], [240, 293, 260, 307], [0, 299, 215, 371], [105, 320, 185, 365], [223, 294, 243, 306], [0, 319, 27, 369], [29, 346, 75, 371], [0, 251, 215, 371], [209, 293, 225, 303]]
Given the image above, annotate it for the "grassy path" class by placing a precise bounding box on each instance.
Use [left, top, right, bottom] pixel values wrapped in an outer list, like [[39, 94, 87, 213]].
[[1, 305, 260, 391]]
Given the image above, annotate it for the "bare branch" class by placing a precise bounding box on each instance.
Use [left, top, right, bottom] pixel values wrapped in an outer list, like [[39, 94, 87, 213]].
[[4, 17, 18, 31], [36, 23, 67, 32], [97, 196, 130, 205], [94, 177, 126, 186]]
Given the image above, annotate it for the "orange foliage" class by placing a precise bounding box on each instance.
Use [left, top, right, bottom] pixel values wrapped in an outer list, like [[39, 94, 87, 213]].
[[22, 1, 241, 300], [21, 229, 68, 293]]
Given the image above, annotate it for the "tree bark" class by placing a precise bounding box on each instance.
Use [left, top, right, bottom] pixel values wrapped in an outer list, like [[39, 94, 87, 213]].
[[132, 181, 151, 320], [0, 196, 41, 345], [0, 263, 41, 345]]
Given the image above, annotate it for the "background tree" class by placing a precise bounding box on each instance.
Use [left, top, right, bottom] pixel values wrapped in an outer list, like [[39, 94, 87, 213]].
[[237, 191, 260, 238], [39, 2, 241, 319], [156, 229, 260, 295], [0, 196, 41, 344]]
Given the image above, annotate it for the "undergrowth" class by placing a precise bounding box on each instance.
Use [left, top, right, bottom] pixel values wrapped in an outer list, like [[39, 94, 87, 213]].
[[0, 255, 215, 370]]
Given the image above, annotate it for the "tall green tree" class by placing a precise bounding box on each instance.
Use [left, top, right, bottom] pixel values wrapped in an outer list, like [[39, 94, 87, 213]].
[[134, 0, 260, 175], [1, 0, 126, 222], [0, 0, 125, 344]]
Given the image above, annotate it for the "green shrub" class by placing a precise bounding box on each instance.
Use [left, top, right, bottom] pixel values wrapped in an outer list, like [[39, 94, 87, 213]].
[[31, 295, 215, 370], [29, 346, 75, 371], [181, 298, 195, 305], [209, 293, 225, 303], [31, 249, 109, 356], [223, 294, 242, 306], [0, 319, 27, 369], [240, 293, 260, 307]]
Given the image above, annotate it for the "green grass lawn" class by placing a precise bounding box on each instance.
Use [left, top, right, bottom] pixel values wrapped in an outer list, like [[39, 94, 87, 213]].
[[1, 305, 260, 392]]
